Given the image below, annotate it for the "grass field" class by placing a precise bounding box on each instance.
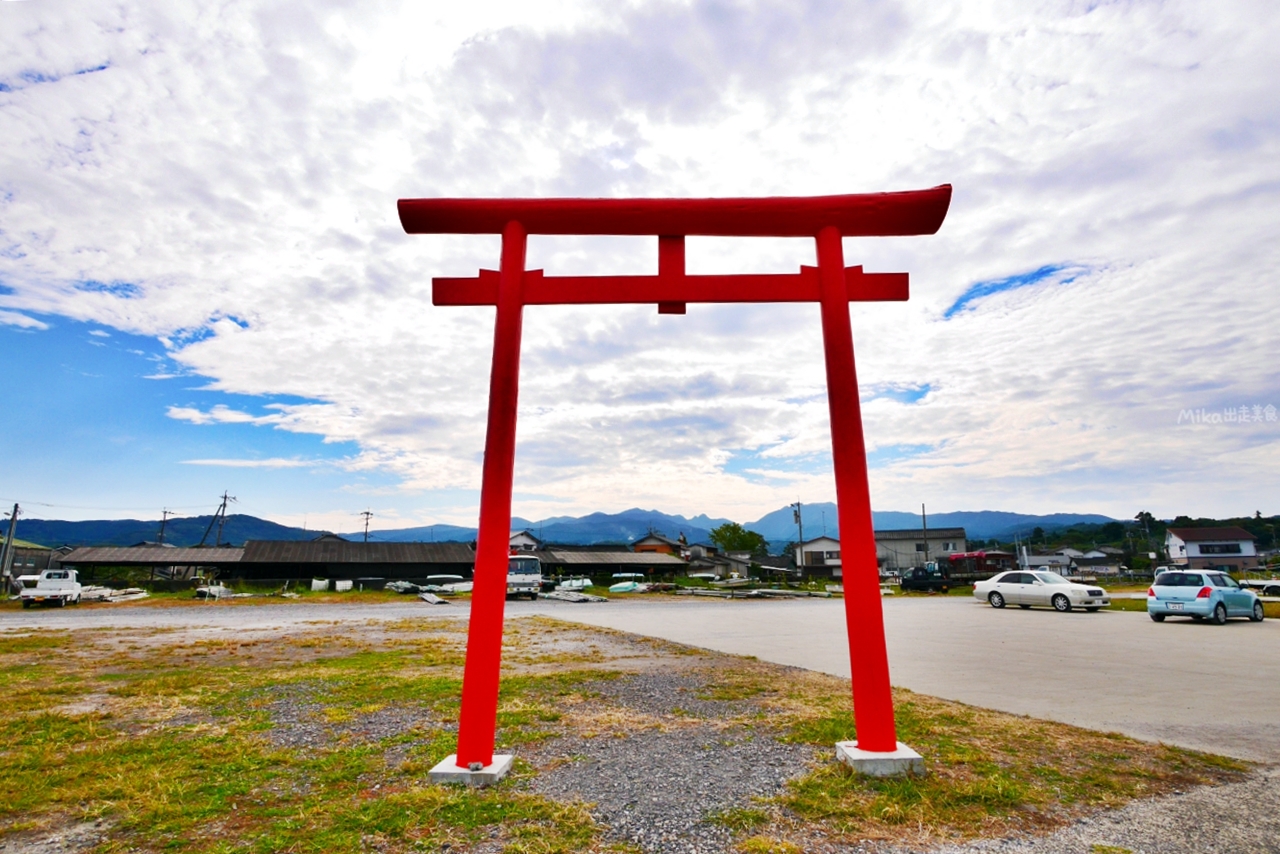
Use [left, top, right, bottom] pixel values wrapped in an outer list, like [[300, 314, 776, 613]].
[[0, 616, 1250, 853]]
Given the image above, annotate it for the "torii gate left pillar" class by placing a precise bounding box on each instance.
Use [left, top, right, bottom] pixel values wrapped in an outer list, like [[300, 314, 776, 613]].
[[402, 186, 951, 785]]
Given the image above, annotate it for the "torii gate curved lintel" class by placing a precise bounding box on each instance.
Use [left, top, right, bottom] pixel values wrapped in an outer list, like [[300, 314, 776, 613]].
[[400, 186, 952, 782]]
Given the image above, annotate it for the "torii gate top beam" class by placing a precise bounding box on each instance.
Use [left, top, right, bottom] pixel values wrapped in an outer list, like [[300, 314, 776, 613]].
[[398, 185, 951, 237]]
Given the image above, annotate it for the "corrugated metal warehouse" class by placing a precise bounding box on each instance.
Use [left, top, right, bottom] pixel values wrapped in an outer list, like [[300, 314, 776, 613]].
[[60, 546, 245, 581], [230, 537, 476, 582]]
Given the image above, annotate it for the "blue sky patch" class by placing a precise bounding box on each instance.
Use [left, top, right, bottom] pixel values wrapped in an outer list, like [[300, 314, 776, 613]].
[[1, 63, 110, 94], [0, 316, 388, 519], [865, 383, 933, 404], [943, 264, 1091, 319], [76, 279, 142, 298], [723, 446, 832, 483]]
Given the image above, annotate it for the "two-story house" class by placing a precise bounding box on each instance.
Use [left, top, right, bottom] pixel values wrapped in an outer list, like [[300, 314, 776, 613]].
[[795, 536, 843, 578], [1165, 526, 1259, 571]]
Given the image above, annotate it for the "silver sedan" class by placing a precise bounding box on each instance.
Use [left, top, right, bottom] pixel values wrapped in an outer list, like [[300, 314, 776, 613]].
[[974, 570, 1111, 612]]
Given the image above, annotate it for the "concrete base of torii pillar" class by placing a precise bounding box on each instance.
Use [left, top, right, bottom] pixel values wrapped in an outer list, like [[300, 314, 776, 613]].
[[428, 754, 514, 787], [835, 741, 926, 777]]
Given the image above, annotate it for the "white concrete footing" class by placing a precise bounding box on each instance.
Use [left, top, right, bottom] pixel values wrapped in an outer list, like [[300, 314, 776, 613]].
[[835, 741, 925, 777], [428, 754, 514, 787]]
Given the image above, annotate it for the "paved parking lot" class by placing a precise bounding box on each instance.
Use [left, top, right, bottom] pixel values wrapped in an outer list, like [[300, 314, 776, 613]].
[[5, 595, 1277, 761], [520, 596, 1280, 762]]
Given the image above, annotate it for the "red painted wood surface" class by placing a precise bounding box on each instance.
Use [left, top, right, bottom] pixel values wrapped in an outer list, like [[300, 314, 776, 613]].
[[432, 268, 907, 306], [399, 185, 951, 237], [816, 228, 898, 752], [454, 221, 526, 769]]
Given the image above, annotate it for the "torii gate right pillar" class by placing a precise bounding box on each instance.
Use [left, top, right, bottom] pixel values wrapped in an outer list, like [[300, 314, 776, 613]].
[[816, 227, 908, 764]]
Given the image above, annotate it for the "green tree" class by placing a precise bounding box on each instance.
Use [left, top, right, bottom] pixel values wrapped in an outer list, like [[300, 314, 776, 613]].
[[708, 522, 769, 556], [1099, 521, 1125, 542]]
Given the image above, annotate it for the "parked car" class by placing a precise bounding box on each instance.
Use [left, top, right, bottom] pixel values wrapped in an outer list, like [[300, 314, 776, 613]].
[[1147, 570, 1264, 624], [899, 564, 953, 593], [973, 570, 1110, 612]]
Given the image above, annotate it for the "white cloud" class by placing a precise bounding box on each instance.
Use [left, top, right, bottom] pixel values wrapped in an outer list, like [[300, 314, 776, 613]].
[[166, 405, 280, 426], [0, 309, 47, 329], [1, 0, 1278, 524], [181, 458, 316, 469]]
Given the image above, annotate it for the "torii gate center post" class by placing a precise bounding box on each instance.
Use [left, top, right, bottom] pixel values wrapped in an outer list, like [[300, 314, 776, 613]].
[[400, 185, 952, 784]]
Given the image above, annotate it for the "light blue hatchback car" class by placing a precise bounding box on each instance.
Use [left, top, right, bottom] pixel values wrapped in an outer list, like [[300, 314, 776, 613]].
[[1148, 570, 1265, 624]]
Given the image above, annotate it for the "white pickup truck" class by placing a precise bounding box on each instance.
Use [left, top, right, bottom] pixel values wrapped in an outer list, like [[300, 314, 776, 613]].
[[1238, 577, 1280, 597], [20, 569, 83, 608]]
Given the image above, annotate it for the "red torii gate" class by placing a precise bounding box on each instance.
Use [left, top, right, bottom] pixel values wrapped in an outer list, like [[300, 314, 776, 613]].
[[400, 185, 952, 783]]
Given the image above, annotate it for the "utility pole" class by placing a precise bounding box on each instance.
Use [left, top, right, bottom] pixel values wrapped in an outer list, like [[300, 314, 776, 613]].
[[1, 503, 18, 594], [157, 509, 173, 545], [360, 510, 373, 543], [792, 501, 804, 580], [215, 491, 236, 547], [198, 492, 236, 547], [921, 503, 930, 569]]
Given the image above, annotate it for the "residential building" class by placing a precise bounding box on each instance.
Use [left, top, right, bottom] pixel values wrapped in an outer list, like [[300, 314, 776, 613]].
[[633, 533, 685, 555], [795, 536, 842, 578], [874, 528, 967, 570], [685, 543, 751, 579], [754, 554, 797, 577], [509, 530, 541, 552], [1165, 527, 1259, 571], [2, 539, 56, 575]]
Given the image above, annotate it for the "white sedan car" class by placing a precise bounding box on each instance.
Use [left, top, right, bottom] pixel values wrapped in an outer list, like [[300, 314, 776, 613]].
[[974, 570, 1111, 612]]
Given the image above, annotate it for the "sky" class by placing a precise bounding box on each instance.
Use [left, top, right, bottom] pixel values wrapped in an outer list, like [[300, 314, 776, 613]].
[[1, 0, 1277, 532]]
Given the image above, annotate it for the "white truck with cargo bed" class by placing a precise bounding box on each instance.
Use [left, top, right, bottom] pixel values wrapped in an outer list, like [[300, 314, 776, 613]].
[[20, 569, 83, 608]]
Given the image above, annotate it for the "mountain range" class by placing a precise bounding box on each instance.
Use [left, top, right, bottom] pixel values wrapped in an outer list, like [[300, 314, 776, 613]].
[[12, 514, 316, 549], [745, 504, 1118, 543], [10, 507, 1117, 549]]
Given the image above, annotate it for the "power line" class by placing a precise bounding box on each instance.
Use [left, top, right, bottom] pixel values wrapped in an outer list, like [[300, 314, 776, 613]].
[[0, 497, 211, 512], [360, 509, 373, 543]]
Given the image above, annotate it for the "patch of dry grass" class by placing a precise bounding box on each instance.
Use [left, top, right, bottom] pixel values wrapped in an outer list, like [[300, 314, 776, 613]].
[[0, 617, 1251, 853], [691, 661, 1249, 849]]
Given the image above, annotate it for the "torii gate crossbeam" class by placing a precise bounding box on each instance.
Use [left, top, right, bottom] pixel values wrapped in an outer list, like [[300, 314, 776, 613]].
[[400, 185, 952, 783]]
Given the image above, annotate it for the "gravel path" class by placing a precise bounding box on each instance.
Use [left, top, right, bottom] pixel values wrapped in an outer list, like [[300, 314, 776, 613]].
[[255, 682, 434, 752], [523, 671, 816, 854]]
